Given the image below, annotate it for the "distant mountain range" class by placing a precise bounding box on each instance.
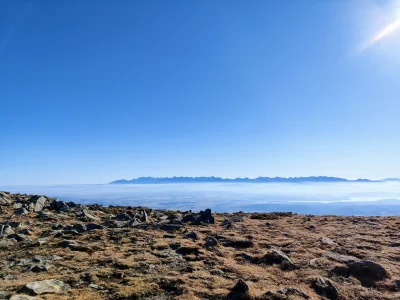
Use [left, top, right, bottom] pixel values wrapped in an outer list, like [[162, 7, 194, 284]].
[[108, 176, 392, 184]]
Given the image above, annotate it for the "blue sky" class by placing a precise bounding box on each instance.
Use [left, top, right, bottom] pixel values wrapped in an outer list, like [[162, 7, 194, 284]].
[[1, 0, 400, 184]]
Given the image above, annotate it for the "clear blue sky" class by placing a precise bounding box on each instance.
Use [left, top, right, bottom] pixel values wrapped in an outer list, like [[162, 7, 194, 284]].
[[1, 0, 400, 184]]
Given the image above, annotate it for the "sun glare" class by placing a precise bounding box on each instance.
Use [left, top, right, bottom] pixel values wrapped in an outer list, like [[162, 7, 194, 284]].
[[355, 0, 400, 54], [368, 17, 400, 46]]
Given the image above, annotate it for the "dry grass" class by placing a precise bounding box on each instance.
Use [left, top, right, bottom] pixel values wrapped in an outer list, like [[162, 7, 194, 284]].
[[0, 195, 399, 299]]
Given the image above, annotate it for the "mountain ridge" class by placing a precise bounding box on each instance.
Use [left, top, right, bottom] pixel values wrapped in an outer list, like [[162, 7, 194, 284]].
[[109, 176, 381, 184]]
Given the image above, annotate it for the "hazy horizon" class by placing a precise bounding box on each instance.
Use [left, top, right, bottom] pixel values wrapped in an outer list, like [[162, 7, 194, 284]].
[[2, 181, 400, 216]]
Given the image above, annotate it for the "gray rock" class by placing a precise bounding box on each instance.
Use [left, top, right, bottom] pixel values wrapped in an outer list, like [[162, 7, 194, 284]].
[[312, 277, 339, 300], [29, 263, 52, 272], [58, 240, 91, 252], [0, 291, 11, 300], [0, 239, 17, 250], [321, 237, 337, 245], [0, 225, 15, 237], [55, 201, 70, 212], [0, 192, 12, 205], [85, 223, 104, 231], [222, 216, 245, 226], [278, 288, 309, 299], [113, 220, 131, 228], [182, 208, 215, 225], [13, 203, 23, 209], [72, 224, 87, 233], [112, 214, 132, 221], [25, 279, 71, 295], [185, 231, 199, 240], [262, 249, 297, 270], [205, 237, 218, 248], [326, 253, 358, 264], [28, 196, 48, 212], [79, 210, 100, 221], [139, 209, 148, 222], [160, 224, 182, 232], [10, 295, 38, 300], [19, 229, 33, 235], [14, 208, 28, 215]]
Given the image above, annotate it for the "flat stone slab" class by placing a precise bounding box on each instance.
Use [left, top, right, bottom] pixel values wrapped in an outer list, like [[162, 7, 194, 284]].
[[25, 279, 71, 295]]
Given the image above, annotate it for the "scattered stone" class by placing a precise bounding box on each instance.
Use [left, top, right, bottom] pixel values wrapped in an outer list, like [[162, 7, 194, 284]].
[[19, 228, 33, 235], [278, 287, 309, 299], [9, 295, 38, 300], [205, 237, 218, 248], [58, 240, 92, 252], [0, 192, 12, 205], [72, 224, 87, 233], [79, 210, 100, 221], [29, 263, 52, 272], [312, 277, 339, 300], [185, 231, 199, 240], [28, 196, 49, 212], [14, 208, 28, 215], [326, 253, 358, 263], [160, 224, 182, 232], [262, 249, 297, 270], [25, 279, 71, 295], [112, 214, 132, 221], [182, 208, 215, 225], [0, 291, 11, 299], [321, 237, 337, 246], [55, 201, 70, 212], [0, 225, 15, 237], [85, 223, 104, 231]]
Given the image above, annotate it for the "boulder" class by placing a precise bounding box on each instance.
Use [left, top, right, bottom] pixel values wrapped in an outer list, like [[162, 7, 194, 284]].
[[0, 225, 15, 237], [232, 279, 249, 294], [262, 250, 297, 270], [28, 196, 49, 212], [227, 279, 250, 300], [55, 201, 70, 212], [311, 277, 339, 300], [25, 279, 71, 295], [348, 260, 389, 281], [0, 192, 12, 205]]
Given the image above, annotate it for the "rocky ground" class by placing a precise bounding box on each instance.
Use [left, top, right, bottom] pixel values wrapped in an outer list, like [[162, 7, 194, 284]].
[[0, 191, 399, 300]]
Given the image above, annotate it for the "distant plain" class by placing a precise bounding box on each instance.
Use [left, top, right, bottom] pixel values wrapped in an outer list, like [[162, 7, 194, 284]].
[[2, 182, 400, 216]]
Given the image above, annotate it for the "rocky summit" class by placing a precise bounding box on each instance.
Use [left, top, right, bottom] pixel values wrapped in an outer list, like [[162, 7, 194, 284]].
[[0, 191, 399, 299]]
